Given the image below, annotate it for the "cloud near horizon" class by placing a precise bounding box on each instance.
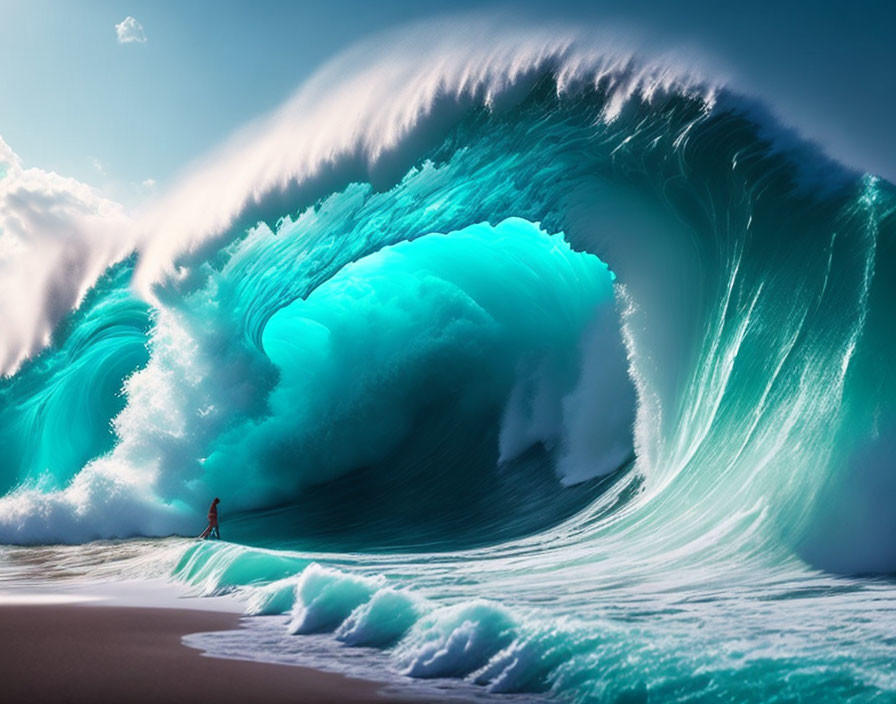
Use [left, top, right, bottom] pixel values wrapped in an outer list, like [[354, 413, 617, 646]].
[[0, 136, 136, 376], [115, 17, 147, 44]]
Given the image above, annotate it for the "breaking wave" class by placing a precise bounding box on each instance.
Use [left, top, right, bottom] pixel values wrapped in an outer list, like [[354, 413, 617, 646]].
[[1, 18, 894, 703]]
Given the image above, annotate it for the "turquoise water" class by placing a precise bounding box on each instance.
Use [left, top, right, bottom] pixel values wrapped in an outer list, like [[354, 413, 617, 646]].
[[1, 32, 895, 702]]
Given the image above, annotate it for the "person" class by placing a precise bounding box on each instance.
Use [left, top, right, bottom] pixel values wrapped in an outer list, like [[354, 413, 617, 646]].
[[199, 498, 221, 540]]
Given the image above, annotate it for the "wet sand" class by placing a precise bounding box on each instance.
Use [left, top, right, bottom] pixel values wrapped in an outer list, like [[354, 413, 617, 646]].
[[0, 604, 423, 703]]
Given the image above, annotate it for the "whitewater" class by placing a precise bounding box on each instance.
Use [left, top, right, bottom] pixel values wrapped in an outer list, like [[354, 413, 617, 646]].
[[1, 19, 895, 703]]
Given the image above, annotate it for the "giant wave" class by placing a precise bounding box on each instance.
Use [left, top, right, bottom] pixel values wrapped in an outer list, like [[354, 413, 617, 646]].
[[1, 19, 895, 703]]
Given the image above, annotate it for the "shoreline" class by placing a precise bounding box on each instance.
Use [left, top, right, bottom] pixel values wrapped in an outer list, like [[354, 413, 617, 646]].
[[0, 603, 425, 703]]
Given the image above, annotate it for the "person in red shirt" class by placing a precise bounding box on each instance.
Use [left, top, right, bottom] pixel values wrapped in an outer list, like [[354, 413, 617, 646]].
[[199, 498, 221, 540]]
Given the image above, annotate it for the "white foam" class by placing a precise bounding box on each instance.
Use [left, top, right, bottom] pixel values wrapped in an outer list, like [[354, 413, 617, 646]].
[[131, 19, 715, 302], [0, 592, 99, 605]]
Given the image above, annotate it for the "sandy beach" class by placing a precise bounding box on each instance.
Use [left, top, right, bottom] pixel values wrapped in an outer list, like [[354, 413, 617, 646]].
[[0, 604, 422, 703]]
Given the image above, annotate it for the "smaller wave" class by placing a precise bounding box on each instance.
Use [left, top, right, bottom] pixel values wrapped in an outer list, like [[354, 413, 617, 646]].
[[173, 540, 310, 596], [172, 542, 631, 700], [394, 600, 517, 679], [336, 587, 426, 647], [289, 564, 386, 634]]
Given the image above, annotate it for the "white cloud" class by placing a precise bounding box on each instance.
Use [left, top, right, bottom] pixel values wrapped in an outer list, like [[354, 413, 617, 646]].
[[88, 156, 105, 173], [0, 136, 136, 376], [115, 16, 147, 44], [141, 178, 156, 189]]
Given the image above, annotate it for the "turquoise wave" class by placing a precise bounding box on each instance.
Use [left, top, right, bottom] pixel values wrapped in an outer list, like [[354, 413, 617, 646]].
[[1, 48, 895, 701]]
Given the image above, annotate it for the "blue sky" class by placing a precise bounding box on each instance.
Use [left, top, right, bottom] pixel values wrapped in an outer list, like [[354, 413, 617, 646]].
[[1, 0, 894, 203]]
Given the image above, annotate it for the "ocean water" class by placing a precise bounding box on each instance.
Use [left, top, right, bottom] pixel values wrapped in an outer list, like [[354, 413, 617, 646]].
[[1, 22, 895, 703]]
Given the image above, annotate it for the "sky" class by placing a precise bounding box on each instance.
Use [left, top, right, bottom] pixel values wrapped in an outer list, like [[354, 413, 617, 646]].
[[0, 0, 894, 205]]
